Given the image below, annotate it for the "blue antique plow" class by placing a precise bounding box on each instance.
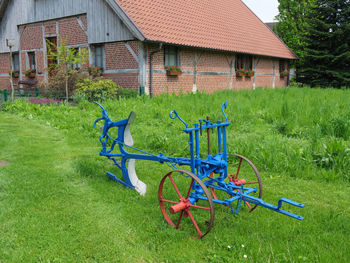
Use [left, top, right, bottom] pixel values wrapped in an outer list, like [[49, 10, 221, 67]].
[[93, 102, 304, 238]]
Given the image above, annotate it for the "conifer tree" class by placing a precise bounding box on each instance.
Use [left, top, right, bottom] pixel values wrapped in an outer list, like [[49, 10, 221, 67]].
[[300, 0, 350, 87]]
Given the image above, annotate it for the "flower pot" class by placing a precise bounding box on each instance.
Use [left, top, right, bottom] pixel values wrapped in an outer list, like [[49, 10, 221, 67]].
[[27, 72, 36, 78], [236, 72, 245, 77], [280, 73, 289, 78], [167, 70, 182, 76], [11, 72, 19, 78]]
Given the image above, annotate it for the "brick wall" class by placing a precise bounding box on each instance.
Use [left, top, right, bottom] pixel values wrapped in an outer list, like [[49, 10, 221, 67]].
[[20, 24, 43, 51], [44, 21, 57, 35], [10, 15, 89, 91], [105, 42, 138, 70], [0, 53, 10, 90], [0, 14, 289, 93], [196, 51, 231, 93], [0, 53, 10, 73], [0, 14, 140, 91], [103, 41, 139, 90], [146, 43, 289, 95], [58, 16, 88, 46], [104, 73, 139, 90]]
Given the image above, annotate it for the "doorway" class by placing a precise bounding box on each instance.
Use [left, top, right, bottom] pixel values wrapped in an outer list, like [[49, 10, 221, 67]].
[[46, 37, 58, 75]]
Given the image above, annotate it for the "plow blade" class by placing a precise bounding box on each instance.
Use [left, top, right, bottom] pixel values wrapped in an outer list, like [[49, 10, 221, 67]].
[[127, 159, 147, 196], [106, 159, 147, 196], [123, 112, 147, 195], [124, 112, 136, 146]]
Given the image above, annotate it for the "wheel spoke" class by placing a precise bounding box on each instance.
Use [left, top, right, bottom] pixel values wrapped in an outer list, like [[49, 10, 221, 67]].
[[245, 201, 252, 210], [175, 211, 184, 229], [185, 179, 194, 199], [235, 158, 243, 179], [159, 169, 214, 238], [210, 188, 218, 200], [189, 204, 211, 210], [187, 210, 203, 237], [230, 154, 263, 213], [168, 175, 183, 199]]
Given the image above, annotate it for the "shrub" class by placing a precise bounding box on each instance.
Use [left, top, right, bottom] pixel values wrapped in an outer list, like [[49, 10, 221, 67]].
[[87, 65, 103, 78], [75, 78, 121, 101], [39, 67, 89, 99]]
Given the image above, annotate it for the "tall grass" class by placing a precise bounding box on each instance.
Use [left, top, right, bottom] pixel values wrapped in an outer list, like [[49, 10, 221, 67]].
[[1, 87, 350, 262], [2, 87, 350, 182]]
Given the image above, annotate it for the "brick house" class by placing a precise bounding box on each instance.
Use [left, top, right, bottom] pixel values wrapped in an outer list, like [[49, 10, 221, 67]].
[[0, 0, 297, 96]]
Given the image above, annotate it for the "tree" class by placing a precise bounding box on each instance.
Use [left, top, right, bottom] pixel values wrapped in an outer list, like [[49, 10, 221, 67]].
[[300, 0, 350, 87], [275, 0, 316, 60], [47, 40, 89, 101]]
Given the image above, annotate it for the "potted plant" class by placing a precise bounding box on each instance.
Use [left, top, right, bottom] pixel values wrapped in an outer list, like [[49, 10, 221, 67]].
[[166, 65, 182, 76], [246, 70, 255, 77], [280, 70, 289, 78], [236, 68, 247, 77], [25, 69, 36, 78], [9, 70, 19, 78], [87, 65, 103, 78]]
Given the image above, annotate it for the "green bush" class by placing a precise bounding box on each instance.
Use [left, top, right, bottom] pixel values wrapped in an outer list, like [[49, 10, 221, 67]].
[[75, 78, 120, 101], [119, 88, 138, 98]]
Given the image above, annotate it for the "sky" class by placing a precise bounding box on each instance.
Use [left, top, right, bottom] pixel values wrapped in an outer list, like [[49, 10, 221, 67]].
[[242, 0, 279, 23]]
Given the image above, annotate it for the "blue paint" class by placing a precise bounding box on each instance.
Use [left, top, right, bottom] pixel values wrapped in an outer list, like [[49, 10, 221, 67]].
[[93, 101, 304, 221]]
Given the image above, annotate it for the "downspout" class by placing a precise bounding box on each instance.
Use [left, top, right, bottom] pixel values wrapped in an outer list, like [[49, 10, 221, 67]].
[[149, 43, 163, 98]]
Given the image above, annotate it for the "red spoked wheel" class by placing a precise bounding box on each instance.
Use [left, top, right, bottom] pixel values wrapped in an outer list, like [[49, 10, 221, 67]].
[[158, 169, 214, 238], [228, 154, 263, 212]]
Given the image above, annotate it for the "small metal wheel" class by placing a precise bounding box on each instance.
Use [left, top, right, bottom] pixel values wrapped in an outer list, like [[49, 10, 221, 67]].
[[228, 154, 263, 212], [158, 169, 215, 238]]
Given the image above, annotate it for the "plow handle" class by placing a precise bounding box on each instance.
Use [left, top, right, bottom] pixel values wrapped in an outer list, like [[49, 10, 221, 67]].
[[278, 198, 304, 209]]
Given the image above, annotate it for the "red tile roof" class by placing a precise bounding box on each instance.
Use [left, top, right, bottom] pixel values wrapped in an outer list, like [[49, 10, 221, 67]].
[[116, 0, 297, 59]]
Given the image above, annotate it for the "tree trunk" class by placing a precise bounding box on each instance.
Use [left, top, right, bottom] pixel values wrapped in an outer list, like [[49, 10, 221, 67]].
[[65, 74, 69, 102], [10, 75, 14, 102]]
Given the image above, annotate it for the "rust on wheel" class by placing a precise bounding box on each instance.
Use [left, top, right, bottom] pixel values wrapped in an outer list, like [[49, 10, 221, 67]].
[[158, 169, 214, 238], [228, 154, 263, 212]]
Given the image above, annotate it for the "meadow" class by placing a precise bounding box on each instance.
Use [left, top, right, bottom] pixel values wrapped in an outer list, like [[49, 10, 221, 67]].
[[0, 87, 349, 262]]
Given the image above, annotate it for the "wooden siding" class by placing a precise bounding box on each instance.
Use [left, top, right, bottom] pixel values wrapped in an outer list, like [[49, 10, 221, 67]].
[[0, 0, 135, 53]]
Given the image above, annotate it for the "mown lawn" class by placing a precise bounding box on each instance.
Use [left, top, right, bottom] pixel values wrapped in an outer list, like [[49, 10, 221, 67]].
[[0, 87, 349, 262]]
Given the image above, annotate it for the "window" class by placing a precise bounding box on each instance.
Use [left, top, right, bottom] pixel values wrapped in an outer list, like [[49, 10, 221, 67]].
[[92, 45, 104, 70], [12, 53, 19, 72], [235, 55, 252, 71], [28, 52, 36, 71], [70, 48, 80, 69], [164, 46, 180, 67], [279, 59, 289, 73]]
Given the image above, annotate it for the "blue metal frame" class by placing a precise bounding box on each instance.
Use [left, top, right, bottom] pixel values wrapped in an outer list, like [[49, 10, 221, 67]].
[[93, 102, 304, 220]]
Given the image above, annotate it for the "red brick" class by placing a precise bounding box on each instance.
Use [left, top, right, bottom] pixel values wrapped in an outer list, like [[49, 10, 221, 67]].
[[58, 17, 87, 46], [20, 24, 43, 51], [105, 42, 138, 70]]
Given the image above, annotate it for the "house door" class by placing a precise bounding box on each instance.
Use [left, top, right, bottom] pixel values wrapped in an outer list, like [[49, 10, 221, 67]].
[[46, 37, 57, 75]]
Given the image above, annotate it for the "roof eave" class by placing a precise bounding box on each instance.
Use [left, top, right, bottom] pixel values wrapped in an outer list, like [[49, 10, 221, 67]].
[[240, 1, 298, 60], [144, 40, 297, 60]]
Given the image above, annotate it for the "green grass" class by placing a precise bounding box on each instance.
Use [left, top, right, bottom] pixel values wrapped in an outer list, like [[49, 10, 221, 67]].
[[0, 87, 350, 262]]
